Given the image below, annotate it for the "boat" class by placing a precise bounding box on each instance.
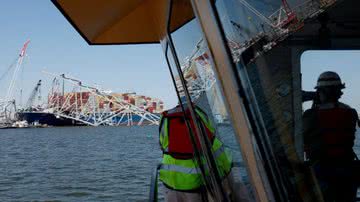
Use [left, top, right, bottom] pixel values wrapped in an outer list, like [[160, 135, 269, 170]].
[[52, 0, 360, 201], [16, 110, 161, 127], [16, 111, 80, 126], [11, 120, 29, 128], [0, 125, 17, 129]]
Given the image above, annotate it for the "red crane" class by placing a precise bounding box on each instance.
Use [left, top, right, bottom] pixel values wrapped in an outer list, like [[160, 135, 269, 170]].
[[19, 40, 30, 57], [282, 0, 292, 15], [280, 0, 298, 27]]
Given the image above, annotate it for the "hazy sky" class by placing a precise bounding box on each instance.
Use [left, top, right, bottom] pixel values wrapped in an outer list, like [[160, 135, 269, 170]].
[[302, 51, 360, 111], [0, 1, 177, 109], [0, 1, 359, 112]]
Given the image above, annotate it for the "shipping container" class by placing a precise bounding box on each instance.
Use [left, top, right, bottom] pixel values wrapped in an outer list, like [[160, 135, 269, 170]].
[[129, 98, 135, 105]]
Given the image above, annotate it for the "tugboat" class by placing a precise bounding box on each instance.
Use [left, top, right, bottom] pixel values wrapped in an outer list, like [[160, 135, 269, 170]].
[[52, 0, 360, 201]]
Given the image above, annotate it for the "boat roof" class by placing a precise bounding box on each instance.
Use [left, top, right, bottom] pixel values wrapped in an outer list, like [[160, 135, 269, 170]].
[[51, 0, 193, 45]]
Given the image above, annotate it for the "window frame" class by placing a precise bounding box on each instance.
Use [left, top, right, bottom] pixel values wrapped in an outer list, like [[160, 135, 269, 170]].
[[161, 1, 229, 201], [189, 0, 283, 201]]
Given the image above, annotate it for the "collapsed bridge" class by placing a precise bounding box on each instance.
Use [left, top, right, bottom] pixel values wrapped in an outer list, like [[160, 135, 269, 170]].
[[19, 72, 163, 127]]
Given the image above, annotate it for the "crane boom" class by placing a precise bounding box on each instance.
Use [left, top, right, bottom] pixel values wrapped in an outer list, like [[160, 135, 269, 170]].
[[282, 0, 293, 15], [5, 40, 30, 102], [26, 80, 42, 109], [237, 0, 276, 28], [20, 40, 30, 57]]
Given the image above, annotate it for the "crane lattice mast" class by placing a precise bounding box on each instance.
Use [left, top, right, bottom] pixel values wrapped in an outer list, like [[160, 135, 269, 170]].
[[26, 80, 42, 109], [0, 40, 30, 124], [5, 40, 30, 102]]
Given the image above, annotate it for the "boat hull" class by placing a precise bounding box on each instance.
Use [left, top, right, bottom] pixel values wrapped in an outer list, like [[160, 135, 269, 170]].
[[17, 112, 80, 126], [17, 112, 160, 126]]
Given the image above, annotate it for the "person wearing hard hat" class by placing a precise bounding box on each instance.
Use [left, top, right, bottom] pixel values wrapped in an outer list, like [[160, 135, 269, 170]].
[[158, 101, 234, 201], [303, 71, 359, 202]]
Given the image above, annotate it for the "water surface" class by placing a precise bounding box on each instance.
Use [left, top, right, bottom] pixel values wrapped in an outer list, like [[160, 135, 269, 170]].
[[0, 126, 359, 201], [0, 126, 161, 202]]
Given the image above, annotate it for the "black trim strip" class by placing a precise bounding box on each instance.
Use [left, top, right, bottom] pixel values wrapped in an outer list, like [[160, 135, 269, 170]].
[[166, 1, 228, 201]]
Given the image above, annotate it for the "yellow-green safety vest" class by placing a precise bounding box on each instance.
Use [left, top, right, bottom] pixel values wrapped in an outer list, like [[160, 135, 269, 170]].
[[159, 107, 233, 191]]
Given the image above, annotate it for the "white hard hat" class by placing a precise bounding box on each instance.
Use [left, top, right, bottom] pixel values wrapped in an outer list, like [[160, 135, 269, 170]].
[[315, 71, 345, 89]]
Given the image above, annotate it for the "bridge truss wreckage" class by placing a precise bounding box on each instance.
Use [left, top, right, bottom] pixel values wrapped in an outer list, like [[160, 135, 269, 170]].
[[46, 72, 160, 126]]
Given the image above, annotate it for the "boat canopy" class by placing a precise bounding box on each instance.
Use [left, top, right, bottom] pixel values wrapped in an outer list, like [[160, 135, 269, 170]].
[[52, 0, 194, 45]]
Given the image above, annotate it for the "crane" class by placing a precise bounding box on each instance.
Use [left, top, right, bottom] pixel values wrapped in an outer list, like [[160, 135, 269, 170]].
[[237, 0, 298, 32], [0, 40, 30, 124], [237, 0, 277, 29], [281, 0, 292, 14], [280, 0, 297, 26], [5, 40, 30, 102], [268, 0, 299, 29], [231, 20, 250, 39], [25, 80, 42, 110]]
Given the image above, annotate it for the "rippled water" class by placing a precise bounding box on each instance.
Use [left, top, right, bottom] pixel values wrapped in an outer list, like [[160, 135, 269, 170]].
[[0, 126, 161, 202], [0, 126, 359, 201]]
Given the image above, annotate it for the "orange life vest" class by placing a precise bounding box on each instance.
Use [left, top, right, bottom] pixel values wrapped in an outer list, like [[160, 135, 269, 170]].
[[160, 106, 215, 159]]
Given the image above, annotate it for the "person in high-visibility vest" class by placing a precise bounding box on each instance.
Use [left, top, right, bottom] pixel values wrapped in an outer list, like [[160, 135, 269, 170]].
[[158, 104, 233, 201], [303, 71, 359, 202]]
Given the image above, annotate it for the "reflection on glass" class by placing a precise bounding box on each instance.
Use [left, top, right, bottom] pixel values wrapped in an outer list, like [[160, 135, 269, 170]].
[[213, 0, 331, 201], [166, 47, 184, 102], [215, 0, 324, 64], [216, 0, 283, 63], [169, 14, 255, 201]]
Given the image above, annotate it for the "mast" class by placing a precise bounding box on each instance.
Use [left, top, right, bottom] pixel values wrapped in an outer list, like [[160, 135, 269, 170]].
[[25, 80, 42, 109], [278, 0, 298, 28], [5, 40, 30, 102], [282, 0, 293, 15]]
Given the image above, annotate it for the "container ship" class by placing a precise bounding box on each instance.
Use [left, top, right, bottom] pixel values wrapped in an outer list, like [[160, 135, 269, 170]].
[[17, 92, 164, 126], [17, 110, 81, 126]]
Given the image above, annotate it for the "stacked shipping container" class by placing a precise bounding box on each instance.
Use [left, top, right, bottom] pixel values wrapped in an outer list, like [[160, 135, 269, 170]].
[[48, 92, 164, 113]]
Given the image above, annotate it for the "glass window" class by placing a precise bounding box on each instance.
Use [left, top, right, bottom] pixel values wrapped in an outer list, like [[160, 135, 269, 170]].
[[301, 50, 360, 159], [166, 1, 255, 201], [213, 0, 359, 201], [213, 0, 316, 200], [215, 0, 283, 63]]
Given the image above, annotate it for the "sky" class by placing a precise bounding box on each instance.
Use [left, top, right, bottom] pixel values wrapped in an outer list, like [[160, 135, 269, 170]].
[[301, 51, 360, 111], [0, 1, 178, 109], [0, 1, 359, 113]]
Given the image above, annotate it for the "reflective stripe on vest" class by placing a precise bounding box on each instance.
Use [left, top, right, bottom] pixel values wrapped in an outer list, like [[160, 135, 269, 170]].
[[159, 154, 203, 191], [159, 138, 233, 190], [213, 142, 225, 159], [212, 138, 232, 177], [160, 164, 201, 174]]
